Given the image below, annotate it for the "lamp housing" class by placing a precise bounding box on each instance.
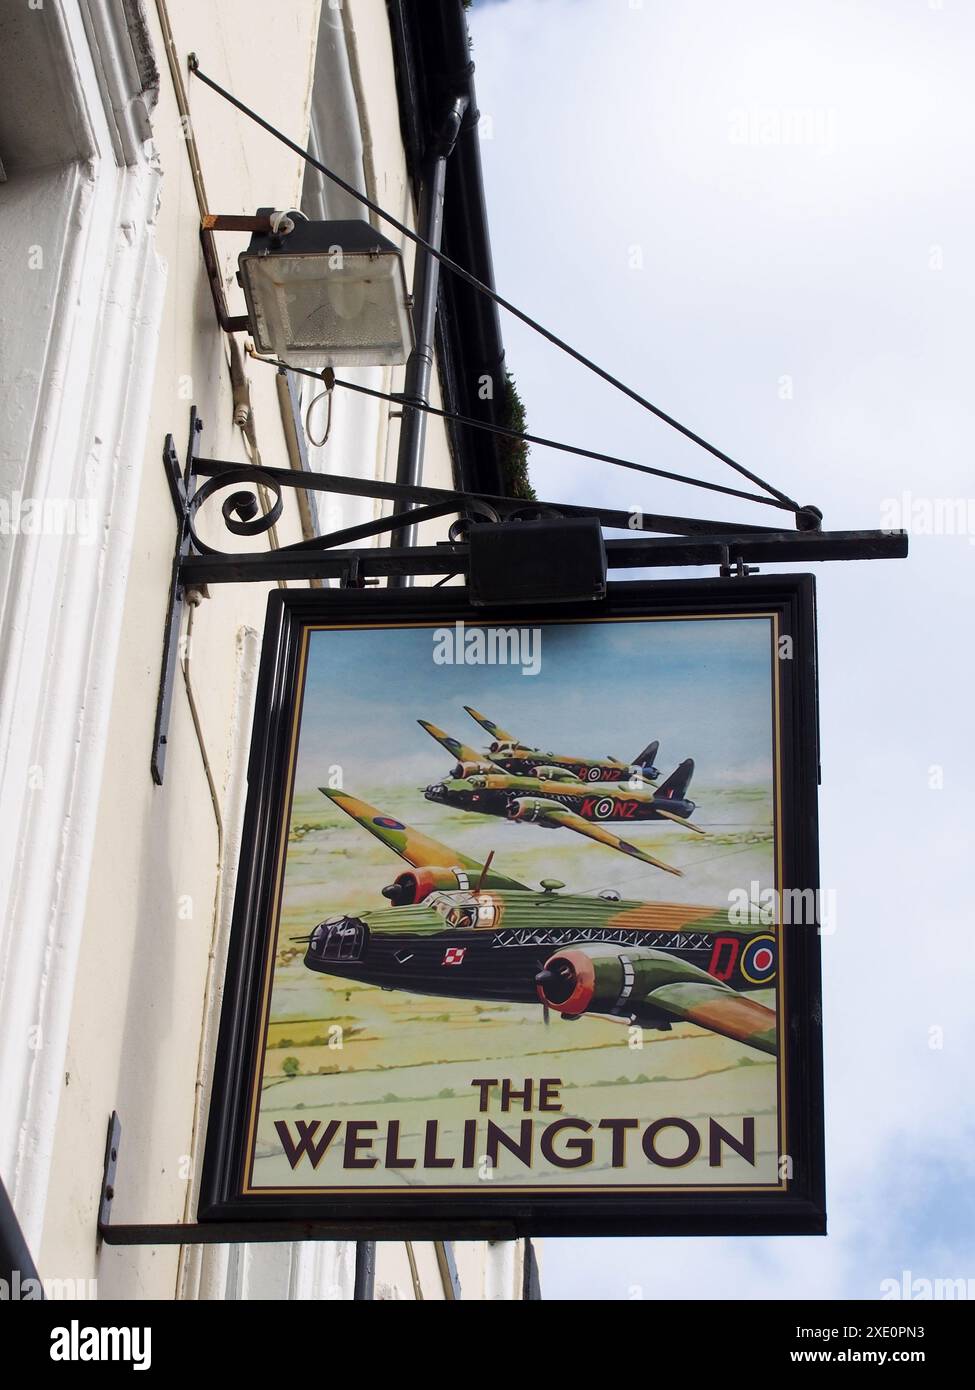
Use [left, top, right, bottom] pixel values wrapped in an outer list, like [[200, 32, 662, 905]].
[[237, 216, 413, 368]]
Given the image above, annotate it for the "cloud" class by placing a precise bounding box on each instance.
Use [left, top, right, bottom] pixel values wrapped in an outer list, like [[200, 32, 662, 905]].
[[468, 0, 975, 1298]]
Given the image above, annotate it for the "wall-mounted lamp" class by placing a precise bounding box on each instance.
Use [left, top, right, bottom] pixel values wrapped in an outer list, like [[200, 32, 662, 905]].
[[202, 211, 413, 368]]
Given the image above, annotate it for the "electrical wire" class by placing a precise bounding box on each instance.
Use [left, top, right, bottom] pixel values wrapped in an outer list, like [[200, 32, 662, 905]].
[[249, 349, 796, 514], [304, 383, 335, 449], [174, 598, 223, 1296], [188, 56, 804, 514]]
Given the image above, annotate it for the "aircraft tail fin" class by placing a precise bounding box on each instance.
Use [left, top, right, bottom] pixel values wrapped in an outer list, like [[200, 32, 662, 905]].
[[632, 739, 659, 773], [657, 757, 694, 800], [464, 706, 518, 745]]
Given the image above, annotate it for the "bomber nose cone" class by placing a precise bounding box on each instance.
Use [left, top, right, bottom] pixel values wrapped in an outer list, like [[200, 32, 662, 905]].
[[308, 915, 344, 954]]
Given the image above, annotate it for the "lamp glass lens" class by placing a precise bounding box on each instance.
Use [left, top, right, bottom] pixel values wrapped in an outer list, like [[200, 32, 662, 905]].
[[242, 250, 411, 367]]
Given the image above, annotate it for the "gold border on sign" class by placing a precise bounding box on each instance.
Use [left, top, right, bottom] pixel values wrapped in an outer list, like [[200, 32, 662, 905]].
[[240, 611, 788, 1197]]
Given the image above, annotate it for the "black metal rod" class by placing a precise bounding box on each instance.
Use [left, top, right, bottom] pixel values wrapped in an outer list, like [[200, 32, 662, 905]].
[[98, 1220, 516, 1245], [179, 529, 908, 586], [187, 56, 802, 511], [278, 498, 480, 554], [522, 1238, 542, 1300], [151, 411, 200, 785], [393, 94, 468, 559], [190, 458, 782, 537], [354, 1241, 376, 1301], [271, 357, 799, 515], [434, 1240, 462, 1300]]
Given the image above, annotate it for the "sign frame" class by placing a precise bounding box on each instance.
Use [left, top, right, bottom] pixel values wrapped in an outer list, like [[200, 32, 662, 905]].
[[200, 576, 825, 1237]]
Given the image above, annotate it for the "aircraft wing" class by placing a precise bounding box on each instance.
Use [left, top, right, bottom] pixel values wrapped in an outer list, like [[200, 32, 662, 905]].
[[536, 805, 682, 876], [640, 980, 777, 1054], [417, 719, 489, 765], [320, 789, 528, 890], [652, 805, 707, 835], [463, 706, 520, 745]]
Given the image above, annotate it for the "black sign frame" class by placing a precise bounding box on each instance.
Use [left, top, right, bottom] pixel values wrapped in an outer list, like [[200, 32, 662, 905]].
[[200, 577, 825, 1237]]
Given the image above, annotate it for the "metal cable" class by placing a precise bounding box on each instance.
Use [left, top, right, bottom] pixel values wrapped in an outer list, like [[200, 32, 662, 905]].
[[252, 351, 795, 513], [188, 57, 803, 513]]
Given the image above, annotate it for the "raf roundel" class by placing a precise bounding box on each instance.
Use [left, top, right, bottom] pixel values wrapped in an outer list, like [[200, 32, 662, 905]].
[[373, 816, 405, 831], [740, 935, 777, 985]]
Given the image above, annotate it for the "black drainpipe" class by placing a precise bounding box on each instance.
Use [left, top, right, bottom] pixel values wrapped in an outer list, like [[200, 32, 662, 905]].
[[390, 90, 469, 564], [1, 1177, 44, 1298], [353, 1238, 376, 1300], [387, 0, 507, 498]]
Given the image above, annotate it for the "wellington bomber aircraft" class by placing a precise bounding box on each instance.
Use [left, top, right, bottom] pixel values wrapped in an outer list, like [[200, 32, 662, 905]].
[[419, 719, 703, 876], [443, 705, 662, 783], [300, 790, 777, 1055]]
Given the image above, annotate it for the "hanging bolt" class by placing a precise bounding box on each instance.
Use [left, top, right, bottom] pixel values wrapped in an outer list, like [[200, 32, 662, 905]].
[[719, 556, 759, 578], [796, 504, 823, 532]]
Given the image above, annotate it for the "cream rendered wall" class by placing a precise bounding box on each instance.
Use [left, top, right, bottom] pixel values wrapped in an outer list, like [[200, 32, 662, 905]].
[[39, 0, 322, 1300], [371, 1241, 526, 1302], [35, 0, 515, 1300], [0, 0, 167, 1261], [453, 1238, 529, 1301]]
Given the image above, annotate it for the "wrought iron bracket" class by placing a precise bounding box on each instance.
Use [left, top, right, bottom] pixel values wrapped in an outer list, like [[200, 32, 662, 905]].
[[151, 408, 202, 785], [149, 407, 907, 783], [97, 1112, 513, 1246]]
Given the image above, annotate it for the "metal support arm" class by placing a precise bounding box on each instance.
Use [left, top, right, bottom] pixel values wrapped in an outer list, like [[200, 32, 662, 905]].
[[98, 1112, 510, 1246], [149, 409, 907, 783]]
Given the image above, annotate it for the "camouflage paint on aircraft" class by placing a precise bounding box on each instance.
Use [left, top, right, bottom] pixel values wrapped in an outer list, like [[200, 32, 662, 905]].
[[301, 790, 776, 1055]]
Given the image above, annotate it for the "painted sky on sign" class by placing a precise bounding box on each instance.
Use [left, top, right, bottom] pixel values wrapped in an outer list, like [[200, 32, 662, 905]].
[[295, 616, 773, 791]]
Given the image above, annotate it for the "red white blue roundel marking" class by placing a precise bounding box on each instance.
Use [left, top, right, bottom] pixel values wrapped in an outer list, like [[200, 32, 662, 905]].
[[373, 816, 404, 830], [740, 935, 776, 985]]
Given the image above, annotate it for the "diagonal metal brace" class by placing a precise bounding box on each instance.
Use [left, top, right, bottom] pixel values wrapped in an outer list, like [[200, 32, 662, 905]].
[[190, 456, 791, 539], [150, 407, 907, 782]]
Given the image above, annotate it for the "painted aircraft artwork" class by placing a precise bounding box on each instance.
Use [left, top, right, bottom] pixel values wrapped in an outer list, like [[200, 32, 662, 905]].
[[451, 705, 662, 783], [418, 719, 703, 876], [299, 790, 777, 1055]]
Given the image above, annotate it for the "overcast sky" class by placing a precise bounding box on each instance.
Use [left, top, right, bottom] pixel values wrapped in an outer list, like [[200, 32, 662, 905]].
[[468, 0, 975, 1300]]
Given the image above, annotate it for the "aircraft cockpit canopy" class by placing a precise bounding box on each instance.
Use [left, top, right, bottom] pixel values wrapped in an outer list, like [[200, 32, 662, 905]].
[[427, 891, 500, 931]]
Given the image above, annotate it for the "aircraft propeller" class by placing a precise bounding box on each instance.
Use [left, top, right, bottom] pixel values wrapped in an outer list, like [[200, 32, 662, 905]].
[[534, 964, 552, 1025]]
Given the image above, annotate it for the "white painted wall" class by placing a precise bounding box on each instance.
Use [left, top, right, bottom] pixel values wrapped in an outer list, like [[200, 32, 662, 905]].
[[0, 0, 167, 1259], [0, 0, 524, 1300]]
